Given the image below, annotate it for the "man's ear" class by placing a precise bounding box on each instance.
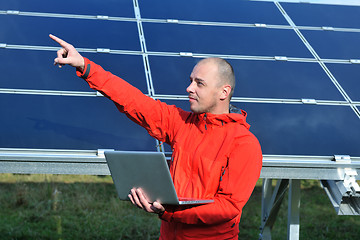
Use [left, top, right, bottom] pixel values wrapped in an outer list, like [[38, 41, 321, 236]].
[[220, 85, 232, 100]]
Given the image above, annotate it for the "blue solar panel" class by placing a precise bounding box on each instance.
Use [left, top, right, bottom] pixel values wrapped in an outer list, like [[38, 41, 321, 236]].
[[0, 15, 140, 50], [326, 63, 360, 101], [301, 30, 360, 60], [140, 0, 287, 25], [0, 0, 359, 157], [0, 0, 134, 17], [144, 23, 312, 57], [0, 49, 148, 93], [149, 56, 344, 100], [242, 103, 360, 156], [149, 56, 199, 95], [229, 60, 344, 100], [0, 94, 155, 150], [282, 2, 360, 29]]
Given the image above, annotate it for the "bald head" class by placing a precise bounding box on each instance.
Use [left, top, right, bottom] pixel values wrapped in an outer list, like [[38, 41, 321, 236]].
[[196, 58, 235, 99]]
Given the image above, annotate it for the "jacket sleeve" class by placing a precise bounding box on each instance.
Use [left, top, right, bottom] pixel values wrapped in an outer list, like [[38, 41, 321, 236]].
[[76, 57, 186, 144], [160, 135, 263, 225]]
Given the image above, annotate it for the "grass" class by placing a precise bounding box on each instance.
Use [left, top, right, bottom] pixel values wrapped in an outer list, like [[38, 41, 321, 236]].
[[0, 174, 359, 239], [0, 174, 160, 240]]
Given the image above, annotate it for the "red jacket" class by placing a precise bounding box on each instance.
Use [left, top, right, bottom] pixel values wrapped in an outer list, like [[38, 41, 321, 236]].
[[77, 58, 263, 240]]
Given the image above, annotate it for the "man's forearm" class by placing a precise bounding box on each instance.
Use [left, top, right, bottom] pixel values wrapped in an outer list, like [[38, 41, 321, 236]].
[[76, 57, 178, 144]]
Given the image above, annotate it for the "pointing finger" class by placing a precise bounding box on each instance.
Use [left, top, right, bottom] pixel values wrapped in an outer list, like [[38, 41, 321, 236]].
[[49, 34, 71, 49]]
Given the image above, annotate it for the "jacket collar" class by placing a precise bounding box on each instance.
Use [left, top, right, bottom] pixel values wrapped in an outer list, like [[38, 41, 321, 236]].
[[195, 110, 250, 130]]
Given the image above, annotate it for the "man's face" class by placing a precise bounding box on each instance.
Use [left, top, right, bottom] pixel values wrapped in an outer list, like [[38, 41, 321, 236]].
[[187, 61, 222, 114]]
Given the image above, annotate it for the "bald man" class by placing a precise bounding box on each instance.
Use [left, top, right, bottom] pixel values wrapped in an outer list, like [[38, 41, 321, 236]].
[[50, 34, 262, 240]]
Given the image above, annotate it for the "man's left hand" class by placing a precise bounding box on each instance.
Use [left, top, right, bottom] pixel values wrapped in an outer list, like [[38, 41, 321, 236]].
[[128, 188, 165, 215]]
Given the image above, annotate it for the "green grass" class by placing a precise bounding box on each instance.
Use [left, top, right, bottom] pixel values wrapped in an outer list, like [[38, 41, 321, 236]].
[[0, 174, 359, 239], [0, 174, 160, 240]]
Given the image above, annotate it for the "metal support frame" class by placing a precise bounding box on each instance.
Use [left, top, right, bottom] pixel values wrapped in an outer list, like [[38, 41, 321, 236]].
[[0, 148, 112, 175], [259, 154, 360, 240], [1, 149, 360, 240], [260, 179, 301, 240], [260, 179, 274, 239], [321, 168, 360, 215], [287, 179, 300, 240], [320, 155, 360, 215], [260, 179, 289, 240]]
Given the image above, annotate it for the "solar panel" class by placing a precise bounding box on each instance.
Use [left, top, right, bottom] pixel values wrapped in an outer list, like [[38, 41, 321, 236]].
[[0, 50, 148, 92], [302, 30, 360, 60], [0, 0, 359, 158], [0, 0, 135, 17], [282, 2, 360, 28], [140, 0, 287, 24], [326, 63, 360, 102], [144, 23, 312, 57], [229, 60, 345, 100], [0, 15, 140, 50], [242, 102, 360, 156], [0, 94, 155, 150]]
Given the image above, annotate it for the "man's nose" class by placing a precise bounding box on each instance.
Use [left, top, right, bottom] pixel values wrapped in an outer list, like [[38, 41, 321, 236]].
[[186, 81, 195, 93]]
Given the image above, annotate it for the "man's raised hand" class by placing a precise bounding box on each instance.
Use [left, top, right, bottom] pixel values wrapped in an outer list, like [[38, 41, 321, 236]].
[[49, 34, 85, 71]]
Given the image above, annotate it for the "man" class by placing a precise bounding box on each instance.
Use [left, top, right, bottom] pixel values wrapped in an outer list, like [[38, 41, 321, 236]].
[[50, 34, 262, 240]]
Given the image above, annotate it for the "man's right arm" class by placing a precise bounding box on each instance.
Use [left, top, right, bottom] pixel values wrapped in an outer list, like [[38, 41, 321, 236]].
[[49, 34, 185, 144]]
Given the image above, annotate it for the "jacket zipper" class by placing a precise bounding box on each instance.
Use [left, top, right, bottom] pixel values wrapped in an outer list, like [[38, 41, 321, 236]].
[[204, 113, 207, 130], [220, 159, 229, 182], [220, 166, 226, 181]]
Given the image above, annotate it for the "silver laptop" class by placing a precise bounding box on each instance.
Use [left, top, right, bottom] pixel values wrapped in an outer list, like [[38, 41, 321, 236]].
[[105, 151, 214, 205]]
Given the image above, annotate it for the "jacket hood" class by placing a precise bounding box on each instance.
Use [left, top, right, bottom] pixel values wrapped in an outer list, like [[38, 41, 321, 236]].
[[195, 104, 250, 130]]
